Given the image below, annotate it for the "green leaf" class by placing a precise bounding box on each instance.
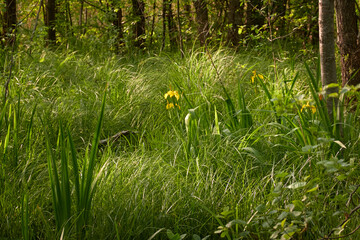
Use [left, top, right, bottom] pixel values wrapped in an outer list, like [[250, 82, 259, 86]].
[[328, 93, 339, 98], [307, 184, 319, 193], [278, 212, 288, 220], [192, 234, 201, 240], [287, 182, 307, 189], [292, 200, 304, 210], [225, 219, 247, 228], [337, 175, 347, 181], [256, 204, 266, 213]]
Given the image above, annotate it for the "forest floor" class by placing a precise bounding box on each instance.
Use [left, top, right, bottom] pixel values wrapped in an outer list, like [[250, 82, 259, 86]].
[[1, 44, 360, 239]]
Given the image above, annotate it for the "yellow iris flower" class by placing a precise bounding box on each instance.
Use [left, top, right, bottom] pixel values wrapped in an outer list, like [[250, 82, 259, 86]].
[[166, 102, 180, 110], [251, 70, 264, 83], [164, 90, 180, 100], [301, 102, 316, 114]]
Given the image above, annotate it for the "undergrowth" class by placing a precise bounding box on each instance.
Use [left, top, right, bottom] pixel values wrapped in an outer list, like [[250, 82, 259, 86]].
[[1, 44, 359, 239]]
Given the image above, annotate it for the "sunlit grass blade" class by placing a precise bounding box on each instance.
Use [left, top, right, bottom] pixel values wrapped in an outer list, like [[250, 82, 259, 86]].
[[256, 75, 279, 123], [304, 62, 332, 135], [79, 90, 107, 234], [21, 192, 30, 240]]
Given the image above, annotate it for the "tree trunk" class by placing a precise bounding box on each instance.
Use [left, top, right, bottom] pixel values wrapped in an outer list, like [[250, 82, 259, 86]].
[[335, 0, 360, 87], [46, 0, 56, 44], [162, 0, 166, 50], [184, 2, 192, 42], [167, 0, 177, 50], [319, 0, 338, 117], [2, 0, 17, 46], [132, 0, 145, 49], [79, 0, 84, 34], [149, 0, 156, 46], [227, 0, 241, 47], [194, 0, 209, 45], [110, 1, 124, 51], [177, 0, 184, 56]]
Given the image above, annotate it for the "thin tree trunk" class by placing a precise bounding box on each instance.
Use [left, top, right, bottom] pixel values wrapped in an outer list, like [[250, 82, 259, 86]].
[[194, 0, 209, 45], [167, 0, 177, 50], [177, 0, 184, 56], [227, 0, 241, 47], [335, 0, 360, 86], [2, 0, 17, 46], [149, 0, 156, 46], [162, 0, 166, 50], [30, 0, 44, 43], [132, 0, 146, 49], [184, 2, 192, 42], [79, 0, 83, 32], [46, 0, 57, 44], [319, 0, 338, 117]]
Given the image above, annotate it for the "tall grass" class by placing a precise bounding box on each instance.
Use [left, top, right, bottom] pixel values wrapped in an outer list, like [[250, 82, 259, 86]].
[[0, 45, 359, 239]]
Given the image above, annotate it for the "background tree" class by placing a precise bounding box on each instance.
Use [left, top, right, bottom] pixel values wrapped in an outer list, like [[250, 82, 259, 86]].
[[132, 0, 145, 49], [194, 0, 209, 45], [319, 0, 338, 117], [227, 0, 241, 47], [167, 0, 177, 50], [2, 0, 17, 46], [110, 0, 124, 51], [335, 0, 360, 87], [45, 0, 57, 44]]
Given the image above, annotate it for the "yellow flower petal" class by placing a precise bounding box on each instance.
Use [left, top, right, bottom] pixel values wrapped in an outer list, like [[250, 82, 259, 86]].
[[174, 91, 180, 100], [251, 75, 255, 83], [258, 74, 264, 80], [166, 102, 174, 109]]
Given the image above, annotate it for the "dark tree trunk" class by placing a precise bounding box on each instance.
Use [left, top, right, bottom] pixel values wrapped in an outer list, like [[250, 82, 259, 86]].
[[194, 0, 209, 45], [110, 1, 124, 51], [46, 0, 57, 44], [227, 0, 241, 46], [184, 2, 192, 42], [79, 0, 84, 33], [167, 0, 177, 50], [149, 0, 156, 46], [319, 0, 338, 117], [2, 0, 17, 46], [306, 0, 318, 45], [162, 0, 166, 50], [177, 0, 184, 56], [132, 0, 145, 49], [114, 8, 124, 50], [335, 0, 360, 86]]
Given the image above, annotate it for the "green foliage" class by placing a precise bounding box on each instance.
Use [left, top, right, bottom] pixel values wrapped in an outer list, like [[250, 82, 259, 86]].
[[1, 46, 360, 240]]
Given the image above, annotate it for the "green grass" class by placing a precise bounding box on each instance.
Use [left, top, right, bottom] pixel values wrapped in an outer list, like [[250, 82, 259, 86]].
[[0, 44, 360, 239]]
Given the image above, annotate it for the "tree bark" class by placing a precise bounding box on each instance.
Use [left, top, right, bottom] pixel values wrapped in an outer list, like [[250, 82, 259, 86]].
[[2, 0, 17, 46], [194, 0, 209, 45], [319, 0, 338, 117], [162, 0, 166, 50], [167, 0, 177, 50], [110, 1, 124, 51], [335, 0, 360, 87], [46, 0, 57, 44], [227, 0, 241, 47], [132, 0, 146, 49]]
